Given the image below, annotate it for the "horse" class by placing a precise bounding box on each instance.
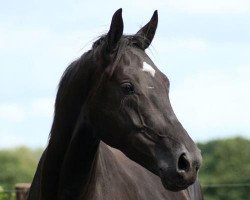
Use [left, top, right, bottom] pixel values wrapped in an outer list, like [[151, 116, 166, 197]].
[[27, 9, 203, 200]]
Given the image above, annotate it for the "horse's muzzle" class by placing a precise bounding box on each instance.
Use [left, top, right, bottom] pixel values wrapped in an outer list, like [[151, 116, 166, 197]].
[[158, 147, 202, 191]]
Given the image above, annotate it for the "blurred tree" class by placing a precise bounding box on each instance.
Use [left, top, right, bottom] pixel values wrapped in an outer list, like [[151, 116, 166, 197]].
[[198, 137, 250, 200], [0, 147, 43, 189]]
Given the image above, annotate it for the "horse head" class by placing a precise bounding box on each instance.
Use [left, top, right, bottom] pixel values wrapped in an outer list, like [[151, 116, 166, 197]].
[[83, 9, 202, 191]]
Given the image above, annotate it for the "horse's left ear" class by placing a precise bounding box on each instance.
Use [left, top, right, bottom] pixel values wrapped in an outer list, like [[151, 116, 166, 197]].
[[106, 8, 124, 52], [135, 10, 158, 50]]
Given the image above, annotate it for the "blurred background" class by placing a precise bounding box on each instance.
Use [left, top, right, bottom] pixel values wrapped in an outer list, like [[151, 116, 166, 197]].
[[0, 0, 249, 199]]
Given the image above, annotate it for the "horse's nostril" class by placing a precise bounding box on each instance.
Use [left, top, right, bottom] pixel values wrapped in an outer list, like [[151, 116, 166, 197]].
[[178, 153, 190, 172]]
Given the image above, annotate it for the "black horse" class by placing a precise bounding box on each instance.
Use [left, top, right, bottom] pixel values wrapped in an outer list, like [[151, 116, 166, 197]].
[[28, 9, 203, 200]]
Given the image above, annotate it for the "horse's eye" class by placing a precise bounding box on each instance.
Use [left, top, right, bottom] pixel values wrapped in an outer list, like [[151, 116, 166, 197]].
[[121, 82, 135, 95]]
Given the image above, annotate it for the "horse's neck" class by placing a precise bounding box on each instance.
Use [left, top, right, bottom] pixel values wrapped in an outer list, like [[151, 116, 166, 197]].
[[56, 138, 127, 200], [84, 143, 131, 200], [57, 140, 121, 200], [56, 118, 100, 200]]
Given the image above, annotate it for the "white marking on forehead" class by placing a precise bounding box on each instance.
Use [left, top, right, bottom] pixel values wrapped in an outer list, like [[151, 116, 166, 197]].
[[142, 62, 155, 77]]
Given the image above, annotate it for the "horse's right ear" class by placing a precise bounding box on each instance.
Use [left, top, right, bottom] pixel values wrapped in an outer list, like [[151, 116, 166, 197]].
[[106, 8, 124, 52], [135, 10, 158, 50]]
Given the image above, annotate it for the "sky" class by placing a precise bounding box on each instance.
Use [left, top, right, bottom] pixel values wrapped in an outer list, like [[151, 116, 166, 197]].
[[0, 0, 250, 148]]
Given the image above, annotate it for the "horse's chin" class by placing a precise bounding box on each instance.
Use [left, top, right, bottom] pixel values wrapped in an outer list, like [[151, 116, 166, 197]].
[[159, 171, 196, 192], [161, 179, 190, 192]]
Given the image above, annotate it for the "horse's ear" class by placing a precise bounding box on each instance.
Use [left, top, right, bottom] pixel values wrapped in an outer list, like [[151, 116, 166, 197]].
[[106, 8, 124, 52], [135, 10, 158, 50]]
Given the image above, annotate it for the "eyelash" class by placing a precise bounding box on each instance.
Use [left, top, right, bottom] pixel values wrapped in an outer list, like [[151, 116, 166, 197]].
[[120, 82, 135, 95]]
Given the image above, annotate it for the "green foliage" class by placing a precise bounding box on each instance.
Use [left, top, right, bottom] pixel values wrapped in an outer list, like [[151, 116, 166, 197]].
[[198, 137, 250, 200], [0, 185, 15, 200], [0, 147, 43, 190]]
